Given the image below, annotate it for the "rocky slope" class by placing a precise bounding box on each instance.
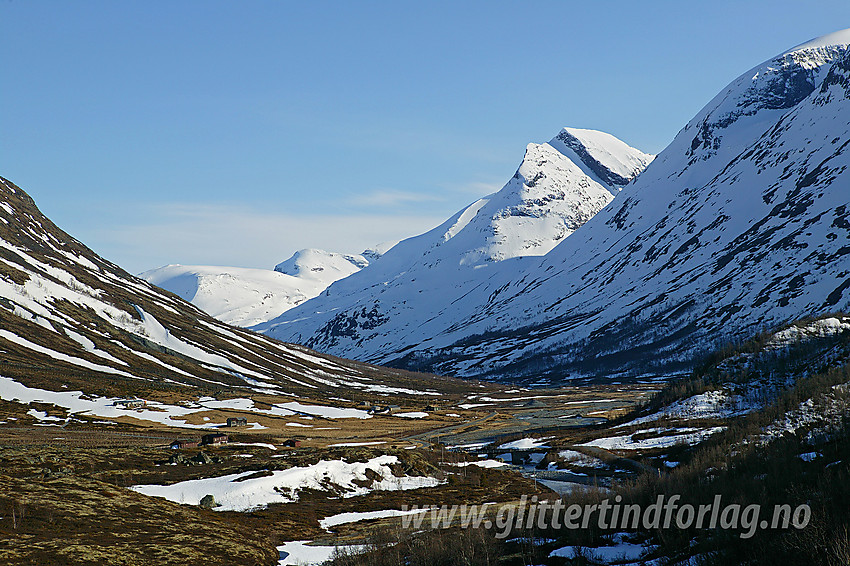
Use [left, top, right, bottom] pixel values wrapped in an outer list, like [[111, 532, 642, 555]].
[[261, 30, 850, 384], [0, 175, 445, 406]]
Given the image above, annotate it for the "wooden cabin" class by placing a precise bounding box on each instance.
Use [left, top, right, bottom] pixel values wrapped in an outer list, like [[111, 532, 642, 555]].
[[201, 433, 228, 446]]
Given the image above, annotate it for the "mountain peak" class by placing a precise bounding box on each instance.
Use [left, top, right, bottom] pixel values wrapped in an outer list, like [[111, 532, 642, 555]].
[[783, 27, 850, 56], [547, 127, 654, 192], [274, 248, 368, 278], [673, 29, 850, 170], [423, 135, 634, 266]]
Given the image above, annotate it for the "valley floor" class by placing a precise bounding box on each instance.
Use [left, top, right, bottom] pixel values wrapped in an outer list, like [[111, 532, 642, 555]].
[[4, 315, 850, 566], [0, 379, 652, 566]]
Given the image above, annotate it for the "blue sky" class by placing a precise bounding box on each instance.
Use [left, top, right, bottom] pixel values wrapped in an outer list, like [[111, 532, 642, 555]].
[[3, 1, 849, 274]]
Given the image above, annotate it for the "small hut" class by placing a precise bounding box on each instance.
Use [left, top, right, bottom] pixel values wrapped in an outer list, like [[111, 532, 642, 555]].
[[113, 398, 146, 409]]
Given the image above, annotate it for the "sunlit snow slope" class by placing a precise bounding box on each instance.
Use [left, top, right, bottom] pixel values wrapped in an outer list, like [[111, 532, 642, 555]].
[[141, 248, 375, 327]]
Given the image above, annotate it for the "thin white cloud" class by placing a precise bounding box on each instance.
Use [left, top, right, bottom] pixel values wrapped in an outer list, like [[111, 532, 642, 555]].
[[81, 203, 447, 275], [343, 179, 504, 212], [444, 180, 504, 196], [347, 189, 445, 208]]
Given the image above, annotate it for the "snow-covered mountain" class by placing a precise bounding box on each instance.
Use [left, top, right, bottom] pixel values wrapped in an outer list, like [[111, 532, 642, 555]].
[[144, 129, 648, 329], [259, 29, 850, 384], [141, 248, 382, 327], [548, 127, 655, 193], [0, 175, 442, 402], [254, 128, 653, 361]]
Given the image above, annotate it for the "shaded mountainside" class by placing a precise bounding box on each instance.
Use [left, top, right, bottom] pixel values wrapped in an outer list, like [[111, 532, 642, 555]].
[[261, 30, 850, 384], [0, 176, 452, 402]]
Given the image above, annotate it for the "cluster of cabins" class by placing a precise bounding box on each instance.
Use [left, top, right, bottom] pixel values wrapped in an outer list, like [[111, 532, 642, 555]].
[[359, 402, 402, 415], [113, 398, 146, 409], [169, 435, 302, 450], [168, 417, 249, 449], [170, 433, 228, 450], [356, 401, 440, 414], [169, 419, 302, 450]]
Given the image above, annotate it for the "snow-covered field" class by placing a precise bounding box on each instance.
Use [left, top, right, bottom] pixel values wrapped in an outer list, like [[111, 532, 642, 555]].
[[0, 376, 226, 428], [447, 459, 508, 469], [498, 437, 552, 450], [550, 532, 658, 564], [581, 427, 726, 451], [0, 375, 373, 428], [130, 455, 443, 511], [277, 541, 366, 566], [318, 508, 432, 530]]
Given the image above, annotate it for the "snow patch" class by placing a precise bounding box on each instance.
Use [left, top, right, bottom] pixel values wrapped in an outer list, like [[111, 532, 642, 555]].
[[130, 455, 443, 511]]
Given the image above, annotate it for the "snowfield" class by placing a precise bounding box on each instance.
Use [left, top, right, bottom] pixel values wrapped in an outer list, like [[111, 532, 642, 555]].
[[277, 541, 366, 566], [0, 375, 378, 429], [498, 436, 552, 450], [141, 248, 378, 328], [623, 390, 757, 426], [447, 459, 508, 469], [130, 455, 443, 511], [581, 427, 727, 451], [550, 532, 657, 564], [318, 508, 432, 530]]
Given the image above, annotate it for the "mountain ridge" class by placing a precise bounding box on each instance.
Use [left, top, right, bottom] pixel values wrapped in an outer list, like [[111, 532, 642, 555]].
[[0, 175, 454, 413], [261, 29, 850, 384]]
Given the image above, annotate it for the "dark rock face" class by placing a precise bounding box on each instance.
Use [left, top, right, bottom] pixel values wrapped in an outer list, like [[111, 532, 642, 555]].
[[553, 129, 635, 187], [306, 303, 389, 350]]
